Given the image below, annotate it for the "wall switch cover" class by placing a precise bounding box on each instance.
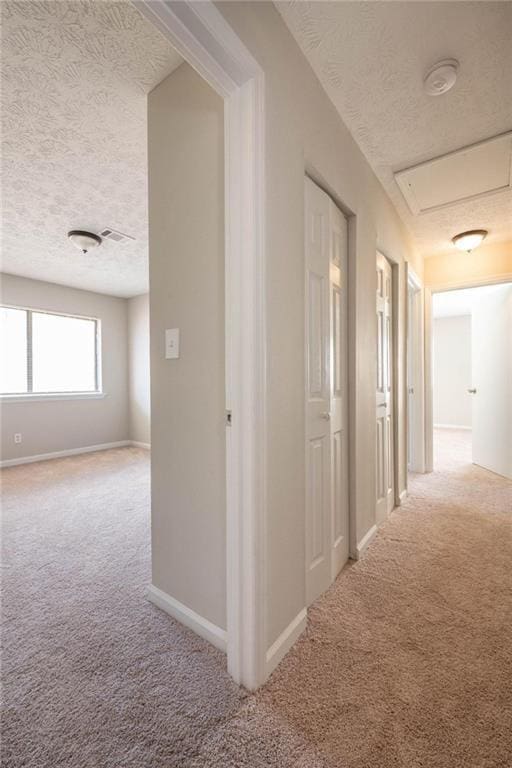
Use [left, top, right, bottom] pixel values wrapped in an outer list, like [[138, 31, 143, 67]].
[[165, 328, 180, 359]]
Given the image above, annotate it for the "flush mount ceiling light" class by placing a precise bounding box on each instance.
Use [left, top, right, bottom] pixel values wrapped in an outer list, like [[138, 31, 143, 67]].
[[452, 229, 488, 252], [423, 59, 459, 96], [67, 230, 102, 254]]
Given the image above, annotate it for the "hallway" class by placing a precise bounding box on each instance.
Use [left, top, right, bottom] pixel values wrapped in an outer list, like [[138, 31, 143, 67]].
[[2, 439, 511, 767]]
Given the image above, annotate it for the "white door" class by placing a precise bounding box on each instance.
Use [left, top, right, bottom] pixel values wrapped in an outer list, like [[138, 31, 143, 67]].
[[329, 200, 349, 579], [407, 285, 414, 470], [470, 284, 512, 480], [305, 178, 349, 605], [376, 252, 394, 522]]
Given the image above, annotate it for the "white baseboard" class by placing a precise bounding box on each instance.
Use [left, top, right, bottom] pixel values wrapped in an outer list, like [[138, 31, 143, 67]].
[[434, 424, 472, 431], [355, 524, 378, 560], [130, 441, 151, 450], [398, 489, 408, 505], [265, 607, 307, 678], [0, 440, 131, 468], [147, 584, 227, 652]]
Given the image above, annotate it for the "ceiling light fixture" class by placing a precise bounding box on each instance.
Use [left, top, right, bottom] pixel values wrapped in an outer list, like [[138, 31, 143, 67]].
[[67, 230, 102, 254], [451, 229, 488, 252], [423, 59, 459, 96]]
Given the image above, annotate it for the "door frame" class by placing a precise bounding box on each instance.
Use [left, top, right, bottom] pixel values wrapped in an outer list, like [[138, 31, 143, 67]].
[[424, 273, 512, 472], [136, 0, 266, 690], [406, 265, 425, 474]]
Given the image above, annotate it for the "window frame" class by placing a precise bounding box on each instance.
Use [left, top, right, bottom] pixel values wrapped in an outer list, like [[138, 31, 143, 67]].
[[0, 304, 103, 400]]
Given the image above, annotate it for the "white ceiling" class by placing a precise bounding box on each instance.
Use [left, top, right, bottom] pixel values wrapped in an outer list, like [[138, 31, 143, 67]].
[[1, 0, 182, 297], [277, 1, 512, 259], [433, 283, 512, 318]]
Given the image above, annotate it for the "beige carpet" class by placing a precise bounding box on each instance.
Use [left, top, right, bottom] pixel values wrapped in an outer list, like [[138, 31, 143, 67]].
[[1, 431, 511, 767]]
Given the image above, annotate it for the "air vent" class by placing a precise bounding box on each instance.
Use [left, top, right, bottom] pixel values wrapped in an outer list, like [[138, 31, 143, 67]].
[[100, 228, 135, 243]]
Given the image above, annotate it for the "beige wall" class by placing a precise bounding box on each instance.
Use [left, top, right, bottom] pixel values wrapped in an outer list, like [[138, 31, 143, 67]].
[[0, 273, 129, 461], [147, 3, 420, 653], [128, 293, 150, 445], [425, 241, 512, 288], [216, 2, 419, 646], [433, 316, 472, 428], [148, 64, 226, 630]]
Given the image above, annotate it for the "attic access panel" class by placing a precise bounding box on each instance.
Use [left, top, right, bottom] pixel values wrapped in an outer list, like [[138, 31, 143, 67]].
[[395, 132, 512, 215]]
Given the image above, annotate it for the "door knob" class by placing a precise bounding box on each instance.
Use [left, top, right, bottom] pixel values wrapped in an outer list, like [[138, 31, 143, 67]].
[[320, 411, 331, 421], [467, 388, 477, 394]]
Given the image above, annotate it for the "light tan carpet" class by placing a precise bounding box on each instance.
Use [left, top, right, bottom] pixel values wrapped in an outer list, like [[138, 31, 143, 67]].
[[1, 432, 511, 767]]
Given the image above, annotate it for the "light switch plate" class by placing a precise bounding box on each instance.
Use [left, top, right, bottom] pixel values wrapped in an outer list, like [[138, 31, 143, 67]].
[[165, 328, 179, 359]]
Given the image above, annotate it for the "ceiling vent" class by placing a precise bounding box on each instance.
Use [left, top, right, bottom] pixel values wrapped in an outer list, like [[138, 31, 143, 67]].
[[100, 228, 135, 243], [395, 132, 512, 215]]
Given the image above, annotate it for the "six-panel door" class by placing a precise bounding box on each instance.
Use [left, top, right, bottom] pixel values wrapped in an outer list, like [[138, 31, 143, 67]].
[[305, 177, 349, 605], [376, 252, 395, 523]]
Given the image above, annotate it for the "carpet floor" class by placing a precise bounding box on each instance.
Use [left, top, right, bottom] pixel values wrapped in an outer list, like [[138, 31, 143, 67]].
[[1, 430, 511, 767]]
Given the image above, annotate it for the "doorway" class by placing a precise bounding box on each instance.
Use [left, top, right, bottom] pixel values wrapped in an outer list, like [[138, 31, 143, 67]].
[[304, 176, 350, 606], [429, 282, 512, 479]]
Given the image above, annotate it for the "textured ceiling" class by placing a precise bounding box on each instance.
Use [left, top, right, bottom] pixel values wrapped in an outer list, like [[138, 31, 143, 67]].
[[1, 0, 182, 297], [277, 1, 512, 259]]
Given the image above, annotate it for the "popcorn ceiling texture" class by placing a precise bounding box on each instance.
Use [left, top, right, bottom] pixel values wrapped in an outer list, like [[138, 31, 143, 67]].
[[277, 1, 512, 259], [1, 431, 511, 767], [1, 1, 182, 297]]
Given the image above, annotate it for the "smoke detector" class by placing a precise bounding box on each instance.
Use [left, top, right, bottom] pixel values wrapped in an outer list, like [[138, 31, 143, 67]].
[[423, 59, 459, 96], [100, 227, 135, 243]]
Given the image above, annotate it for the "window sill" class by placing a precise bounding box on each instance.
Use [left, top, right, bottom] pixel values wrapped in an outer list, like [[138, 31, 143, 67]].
[[0, 392, 107, 403]]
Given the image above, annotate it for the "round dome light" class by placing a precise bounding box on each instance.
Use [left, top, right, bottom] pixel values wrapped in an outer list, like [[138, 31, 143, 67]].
[[451, 230, 488, 252], [424, 59, 459, 96], [68, 230, 102, 254]]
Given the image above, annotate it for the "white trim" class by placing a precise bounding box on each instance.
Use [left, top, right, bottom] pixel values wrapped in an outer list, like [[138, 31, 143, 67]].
[[355, 524, 378, 559], [265, 608, 307, 678], [0, 440, 130, 468], [398, 489, 408, 505], [434, 423, 472, 431], [147, 584, 227, 652], [0, 392, 106, 403], [130, 441, 151, 450], [135, 0, 266, 690]]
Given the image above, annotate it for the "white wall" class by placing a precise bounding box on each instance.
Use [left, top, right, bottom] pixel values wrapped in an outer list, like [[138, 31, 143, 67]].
[[128, 293, 150, 445], [148, 2, 420, 660], [0, 273, 129, 461], [148, 63, 226, 630], [433, 315, 472, 428]]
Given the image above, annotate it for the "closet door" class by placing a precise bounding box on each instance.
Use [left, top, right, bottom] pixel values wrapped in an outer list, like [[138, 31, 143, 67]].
[[329, 199, 349, 578], [376, 252, 394, 523], [305, 178, 350, 605], [305, 177, 331, 605]]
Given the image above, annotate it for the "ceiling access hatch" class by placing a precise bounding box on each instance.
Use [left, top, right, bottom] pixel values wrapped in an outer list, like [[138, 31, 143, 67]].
[[395, 132, 512, 216]]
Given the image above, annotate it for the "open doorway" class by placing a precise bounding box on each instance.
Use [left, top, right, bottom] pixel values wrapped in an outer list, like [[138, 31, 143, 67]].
[[431, 283, 512, 478], [1, 0, 267, 703]]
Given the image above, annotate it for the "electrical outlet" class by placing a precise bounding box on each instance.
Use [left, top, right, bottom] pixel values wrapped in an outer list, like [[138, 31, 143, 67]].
[[14, 433, 22, 444]]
